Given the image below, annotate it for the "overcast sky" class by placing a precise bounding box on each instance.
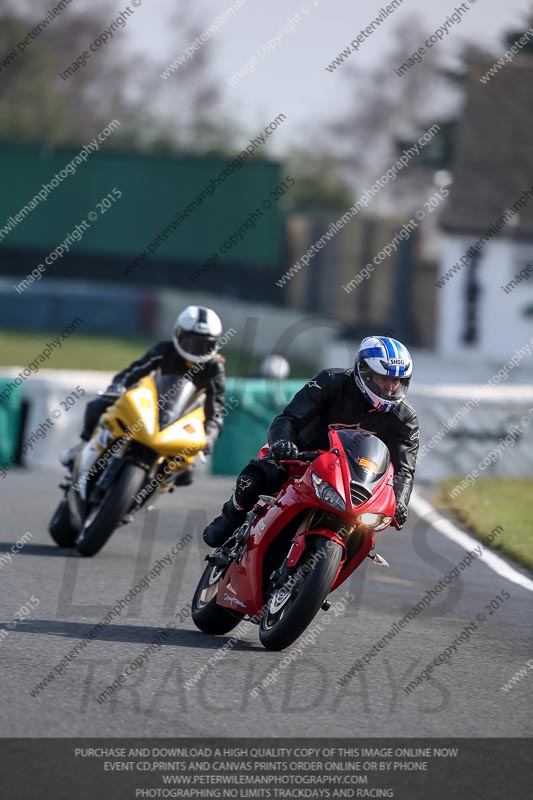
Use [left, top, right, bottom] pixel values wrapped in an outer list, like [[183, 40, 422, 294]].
[[129, 0, 533, 153]]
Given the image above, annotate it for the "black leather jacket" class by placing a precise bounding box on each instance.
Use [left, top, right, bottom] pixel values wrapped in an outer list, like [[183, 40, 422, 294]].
[[268, 368, 419, 506], [112, 340, 227, 440]]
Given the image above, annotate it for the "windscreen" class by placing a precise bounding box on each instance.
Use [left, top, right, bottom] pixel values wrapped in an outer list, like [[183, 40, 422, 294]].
[[336, 429, 390, 485], [155, 376, 203, 429]]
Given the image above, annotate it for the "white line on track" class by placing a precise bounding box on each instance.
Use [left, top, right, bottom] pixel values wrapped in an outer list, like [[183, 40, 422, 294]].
[[410, 490, 533, 593]]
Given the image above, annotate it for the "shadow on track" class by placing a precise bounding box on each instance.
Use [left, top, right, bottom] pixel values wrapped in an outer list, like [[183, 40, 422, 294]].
[[0, 543, 78, 558], [0, 619, 264, 651]]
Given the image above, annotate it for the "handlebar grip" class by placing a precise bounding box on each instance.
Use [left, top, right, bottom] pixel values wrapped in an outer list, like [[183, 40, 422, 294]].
[[296, 450, 321, 462], [276, 450, 322, 464]]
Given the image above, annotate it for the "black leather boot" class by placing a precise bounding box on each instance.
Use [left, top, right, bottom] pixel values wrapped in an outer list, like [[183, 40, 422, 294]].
[[174, 467, 193, 487], [203, 498, 247, 547]]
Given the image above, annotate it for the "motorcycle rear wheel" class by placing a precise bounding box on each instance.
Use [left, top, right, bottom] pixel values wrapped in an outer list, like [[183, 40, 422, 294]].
[[49, 499, 77, 548], [259, 535, 343, 651], [75, 462, 146, 557], [191, 563, 243, 635]]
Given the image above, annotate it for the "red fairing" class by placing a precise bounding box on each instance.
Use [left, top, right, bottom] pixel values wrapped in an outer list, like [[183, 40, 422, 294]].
[[217, 428, 397, 616], [218, 482, 313, 617]]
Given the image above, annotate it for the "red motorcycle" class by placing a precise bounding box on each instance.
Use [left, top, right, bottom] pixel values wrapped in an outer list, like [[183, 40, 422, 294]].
[[192, 425, 400, 651]]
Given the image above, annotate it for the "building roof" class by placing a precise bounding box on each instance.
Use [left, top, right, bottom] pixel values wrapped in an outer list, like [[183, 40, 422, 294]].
[[441, 59, 533, 238]]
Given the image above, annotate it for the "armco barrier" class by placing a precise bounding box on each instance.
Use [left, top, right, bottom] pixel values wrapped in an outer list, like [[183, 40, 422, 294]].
[[0, 380, 22, 465], [213, 381, 533, 479], [1, 368, 532, 479], [409, 385, 533, 482], [4, 372, 301, 472]]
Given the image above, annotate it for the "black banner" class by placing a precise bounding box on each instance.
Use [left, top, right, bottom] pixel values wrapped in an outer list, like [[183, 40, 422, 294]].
[[1, 738, 531, 799]]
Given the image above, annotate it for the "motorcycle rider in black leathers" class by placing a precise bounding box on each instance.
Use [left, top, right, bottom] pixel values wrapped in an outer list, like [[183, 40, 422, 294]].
[[60, 306, 227, 481], [203, 335, 419, 546]]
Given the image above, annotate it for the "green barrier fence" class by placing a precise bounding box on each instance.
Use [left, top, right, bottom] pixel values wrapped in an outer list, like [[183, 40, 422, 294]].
[[0, 381, 23, 466], [211, 378, 303, 475]]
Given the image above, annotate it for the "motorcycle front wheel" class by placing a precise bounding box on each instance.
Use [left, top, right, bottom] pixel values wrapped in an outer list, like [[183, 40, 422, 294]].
[[259, 535, 343, 651], [191, 562, 243, 635], [49, 498, 77, 547], [75, 462, 146, 557]]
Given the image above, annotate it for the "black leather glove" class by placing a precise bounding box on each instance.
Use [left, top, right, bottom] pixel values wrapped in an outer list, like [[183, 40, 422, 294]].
[[269, 440, 299, 461], [395, 501, 408, 529], [102, 383, 126, 397]]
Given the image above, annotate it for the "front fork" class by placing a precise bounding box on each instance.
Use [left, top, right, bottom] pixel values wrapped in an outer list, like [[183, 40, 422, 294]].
[[286, 529, 346, 568], [283, 528, 387, 593], [267, 529, 347, 595]]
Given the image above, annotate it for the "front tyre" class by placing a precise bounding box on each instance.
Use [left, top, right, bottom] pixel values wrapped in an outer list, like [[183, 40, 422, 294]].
[[49, 499, 77, 547], [75, 462, 146, 557], [192, 562, 242, 635], [259, 536, 343, 651]]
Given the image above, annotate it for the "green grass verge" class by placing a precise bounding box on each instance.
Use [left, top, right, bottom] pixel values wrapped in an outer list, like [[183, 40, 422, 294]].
[[434, 477, 533, 572], [0, 330, 154, 371], [0, 330, 314, 378]]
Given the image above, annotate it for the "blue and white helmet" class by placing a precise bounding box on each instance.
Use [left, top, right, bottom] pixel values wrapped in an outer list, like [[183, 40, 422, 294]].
[[354, 336, 413, 412]]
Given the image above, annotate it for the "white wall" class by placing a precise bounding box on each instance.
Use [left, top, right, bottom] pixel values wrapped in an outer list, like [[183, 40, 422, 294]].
[[437, 236, 533, 361], [2, 369, 112, 470]]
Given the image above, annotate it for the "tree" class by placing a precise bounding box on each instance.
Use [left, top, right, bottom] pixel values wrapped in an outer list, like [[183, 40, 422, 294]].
[[284, 147, 355, 211], [321, 8, 533, 210], [153, 5, 242, 155], [0, 0, 239, 153], [325, 17, 446, 187], [0, 0, 137, 145]]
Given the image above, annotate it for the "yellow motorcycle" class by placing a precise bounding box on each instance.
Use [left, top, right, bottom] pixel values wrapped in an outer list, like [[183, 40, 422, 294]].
[[49, 375, 207, 556]]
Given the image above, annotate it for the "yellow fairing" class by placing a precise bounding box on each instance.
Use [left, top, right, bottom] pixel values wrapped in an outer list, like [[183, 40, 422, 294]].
[[101, 376, 206, 469]]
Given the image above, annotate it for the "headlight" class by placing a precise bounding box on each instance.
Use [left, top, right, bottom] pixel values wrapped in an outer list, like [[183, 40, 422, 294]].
[[358, 513, 392, 531], [311, 472, 346, 512]]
